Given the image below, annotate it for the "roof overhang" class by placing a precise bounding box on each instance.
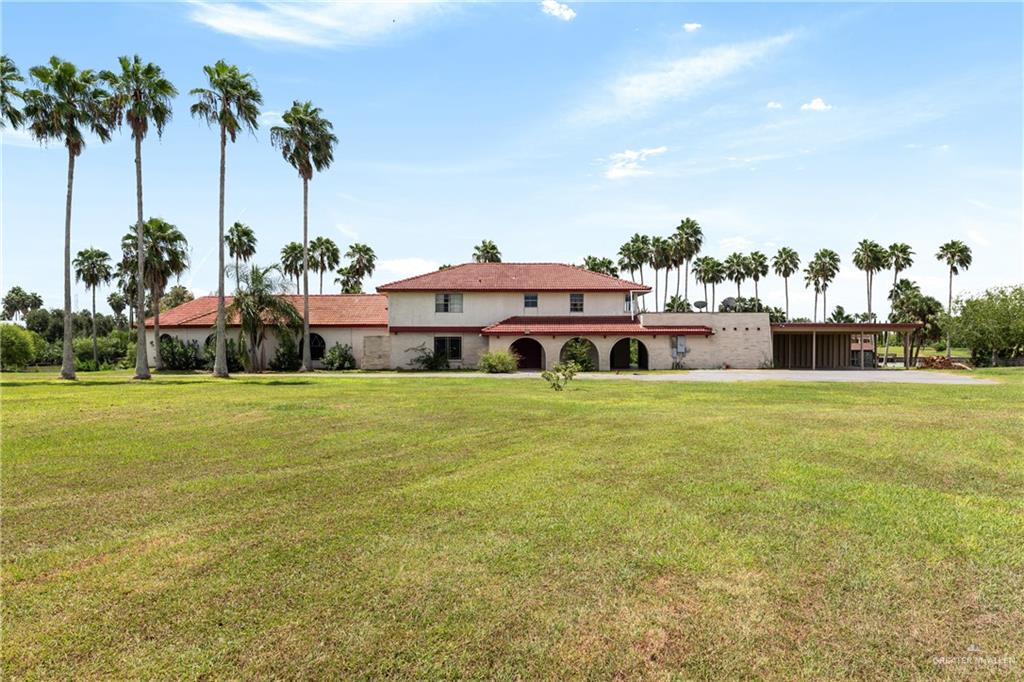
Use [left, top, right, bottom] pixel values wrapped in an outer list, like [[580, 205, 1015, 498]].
[[770, 322, 920, 333]]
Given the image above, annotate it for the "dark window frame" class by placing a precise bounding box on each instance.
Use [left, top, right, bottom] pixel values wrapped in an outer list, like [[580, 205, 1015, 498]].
[[569, 293, 584, 313], [524, 293, 538, 308], [434, 336, 462, 361], [434, 292, 464, 313]]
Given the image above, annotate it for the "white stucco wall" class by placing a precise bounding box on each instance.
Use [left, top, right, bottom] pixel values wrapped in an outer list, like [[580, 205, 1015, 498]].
[[389, 332, 489, 369], [386, 291, 634, 327]]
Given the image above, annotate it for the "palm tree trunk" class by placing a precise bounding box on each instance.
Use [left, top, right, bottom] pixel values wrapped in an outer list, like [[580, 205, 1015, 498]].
[[784, 277, 790, 321], [638, 265, 644, 286], [213, 122, 229, 377], [300, 177, 312, 371], [711, 283, 716, 312], [883, 270, 897, 366], [754, 280, 760, 305], [319, 270, 324, 295], [91, 286, 98, 364], [133, 136, 151, 380], [235, 254, 239, 292], [652, 269, 658, 313], [946, 268, 953, 359], [60, 149, 76, 380], [153, 286, 162, 371], [822, 288, 828, 320], [813, 292, 819, 322], [675, 267, 680, 298], [703, 282, 708, 310], [684, 261, 690, 301], [664, 268, 670, 309], [736, 281, 741, 299]]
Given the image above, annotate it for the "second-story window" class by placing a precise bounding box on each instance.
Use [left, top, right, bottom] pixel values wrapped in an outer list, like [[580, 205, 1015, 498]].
[[434, 293, 463, 313], [569, 293, 584, 312], [524, 293, 538, 308]]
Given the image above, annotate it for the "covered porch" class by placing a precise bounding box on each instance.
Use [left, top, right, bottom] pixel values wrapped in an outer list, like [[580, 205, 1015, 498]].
[[770, 322, 921, 370]]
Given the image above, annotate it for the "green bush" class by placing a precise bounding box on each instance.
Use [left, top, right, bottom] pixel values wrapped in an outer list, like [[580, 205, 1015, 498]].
[[560, 338, 596, 371], [478, 350, 518, 373], [269, 331, 301, 371], [73, 334, 129, 365], [541, 361, 579, 391], [0, 324, 34, 370], [159, 337, 206, 370], [407, 343, 449, 370], [322, 343, 356, 370], [203, 337, 244, 373]]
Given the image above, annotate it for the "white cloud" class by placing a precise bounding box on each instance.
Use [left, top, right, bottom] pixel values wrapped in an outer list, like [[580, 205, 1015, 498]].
[[335, 223, 360, 241], [966, 228, 991, 248], [0, 128, 41, 148], [683, 22, 702, 32], [800, 97, 832, 112], [605, 146, 668, 179], [259, 110, 283, 127], [540, 0, 576, 21], [766, 101, 783, 110], [719, 236, 754, 252], [574, 33, 793, 124], [187, 1, 449, 48]]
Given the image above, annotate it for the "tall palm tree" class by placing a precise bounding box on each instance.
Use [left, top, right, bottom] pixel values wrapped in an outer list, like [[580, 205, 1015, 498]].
[[804, 260, 823, 322], [771, 247, 800, 321], [936, 240, 972, 358], [121, 218, 189, 371], [344, 242, 377, 282], [581, 256, 618, 277], [73, 247, 112, 364], [1, 55, 25, 128], [334, 265, 363, 294], [270, 100, 337, 372], [22, 57, 115, 380], [103, 54, 176, 381], [692, 256, 713, 310], [814, 249, 841, 319], [631, 233, 651, 286], [617, 238, 641, 283], [107, 291, 127, 329], [227, 264, 302, 372], [280, 242, 304, 292], [472, 239, 502, 263], [649, 236, 672, 311], [747, 251, 768, 306], [191, 60, 262, 378], [309, 236, 340, 294], [705, 257, 725, 311], [724, 252, 748, 299], [881, 243, 914, 363], [852, 239, 887, 320], [226, 221, 257, 289], [674, 217, 703, 301], [115, 257, 139, 329]]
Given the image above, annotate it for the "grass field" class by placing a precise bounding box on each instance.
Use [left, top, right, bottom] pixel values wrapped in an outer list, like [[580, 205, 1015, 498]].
[[3, 369, 1023, 678]]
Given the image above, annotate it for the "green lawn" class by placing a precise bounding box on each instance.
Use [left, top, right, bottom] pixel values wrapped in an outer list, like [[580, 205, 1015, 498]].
[[3, 370, 1023, 678]]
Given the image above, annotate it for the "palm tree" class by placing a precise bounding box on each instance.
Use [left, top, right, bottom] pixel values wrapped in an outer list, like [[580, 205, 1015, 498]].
[[936, 240, 972, 358], [617, 236, 643, 283], [771, 247, 800, 321], [115, 257, 139, 329], [724, 252, 748, 299], [227, 264, 302, 372], [814, 249, 841, 319], [191, 60, 262, 378], [22, 57, 115, 380], [581, 256, 618, 277], [107, 291, 127, 329], [270, 100, 337, 372], [828, 305, 854, 323], [852, 239, 887, 320], [692, 256, 712, 309], [1, 55, 25, 128], [747, 251, 768, 307], [631, 233, 651, 286], [344, 242, 377, 282], [705, 257, 725, 311], [649, 236, 673, 311], [473, 239, 502, 263], [334, 265, 363, 294], [804, 261, 822, 322], [226, 221, 257, 290], [674, 217, 703, 301], [309, 236, 340, 294], [121, 218, 189, 371], [280, 242, 304, 292], [103, 54, 177, 381], [73, 247, 112, 363], [881, 245, 914, 363]]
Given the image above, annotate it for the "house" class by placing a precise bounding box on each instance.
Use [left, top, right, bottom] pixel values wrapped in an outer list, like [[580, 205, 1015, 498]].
[[148, 263, 918, 371]]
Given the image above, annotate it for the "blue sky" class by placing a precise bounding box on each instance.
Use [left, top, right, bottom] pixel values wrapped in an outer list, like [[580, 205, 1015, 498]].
[[2, 1, 1021, 319]]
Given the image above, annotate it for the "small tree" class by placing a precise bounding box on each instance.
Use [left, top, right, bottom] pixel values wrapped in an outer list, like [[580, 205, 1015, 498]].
[[542, 361, 579, 391], [227, 264, 301, 372]]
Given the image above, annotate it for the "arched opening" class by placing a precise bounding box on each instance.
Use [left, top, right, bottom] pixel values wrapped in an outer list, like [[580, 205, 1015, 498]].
[[509, 337, 544, 370], [610, 338, 649, 370], [159, 333, 172, 344], [559, 337, 598, 371], [204, 333, 216, 349], [299, 333, 327, 361]]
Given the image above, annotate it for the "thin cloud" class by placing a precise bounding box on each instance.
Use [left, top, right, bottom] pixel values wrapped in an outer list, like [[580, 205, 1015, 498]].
[[605, 146, 668, 179], [801, 97, 832, 112], [540, 0, 576, 21], [683, 22, 702, 32], [573, 33, 794, 124], [766, 101, 783, 110], [187, 1, 449, 48]]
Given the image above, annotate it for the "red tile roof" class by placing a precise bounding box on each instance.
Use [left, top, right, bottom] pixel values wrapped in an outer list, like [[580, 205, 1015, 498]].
[[481, 316, 712, 336], [377, 262, 650, 292], [145, 294, 388, 328]]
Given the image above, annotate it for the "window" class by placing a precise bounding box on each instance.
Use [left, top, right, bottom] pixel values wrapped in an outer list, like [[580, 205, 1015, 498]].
[[299, 333, 327, 360], [434, 293, 463, 313], [624, 293, 634, 313], [569, 293, 584, 312], [434, 336, 462, 361], [524, 294, 538, 309]]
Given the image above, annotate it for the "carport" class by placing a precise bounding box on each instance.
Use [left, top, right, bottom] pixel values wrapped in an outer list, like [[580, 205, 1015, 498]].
[[770, 322, 921, 369]]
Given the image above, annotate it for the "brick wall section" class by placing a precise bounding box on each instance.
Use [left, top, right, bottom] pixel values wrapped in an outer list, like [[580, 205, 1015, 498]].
[[361, 335, 391, 370], [641, 312, 773, 369]]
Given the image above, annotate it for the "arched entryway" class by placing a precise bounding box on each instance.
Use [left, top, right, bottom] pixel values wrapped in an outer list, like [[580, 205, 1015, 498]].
[[299, 333, 327, 361], [559, 337, 599, 371], [510, 337, 544, 370], [610, 338, 649, 370]]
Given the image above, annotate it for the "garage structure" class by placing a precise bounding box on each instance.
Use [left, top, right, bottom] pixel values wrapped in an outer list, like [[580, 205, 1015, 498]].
[[770, 322, 921, 369]]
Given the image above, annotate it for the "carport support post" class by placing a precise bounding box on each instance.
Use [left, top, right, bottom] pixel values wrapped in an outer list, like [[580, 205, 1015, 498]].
[[860, 334, 866, 369], [811, 330, 816, 370], [903, 333, 910, 369]]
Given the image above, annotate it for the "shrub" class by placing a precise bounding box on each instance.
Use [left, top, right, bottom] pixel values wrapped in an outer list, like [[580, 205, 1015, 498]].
[[478, 350, 518, 373], [541, 360, 579, 391], [203, 337, 244, 373], [560, 338, 596, 371], [322, 343, 356, 370], [0, 324, 34, 370], [407, 343, 449, 370], [73, 334, 129, 365], [159, 337, 205, 370], [269, 331, 302, 371]]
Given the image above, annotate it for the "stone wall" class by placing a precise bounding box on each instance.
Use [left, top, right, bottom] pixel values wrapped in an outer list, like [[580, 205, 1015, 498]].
[[641, 312, 773, 369]]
